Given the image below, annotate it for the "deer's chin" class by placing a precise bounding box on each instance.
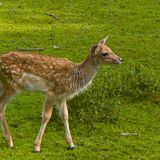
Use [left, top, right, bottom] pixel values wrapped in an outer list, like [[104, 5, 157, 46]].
[[103, 59, 113, 64], [104, 59, 121, 65]]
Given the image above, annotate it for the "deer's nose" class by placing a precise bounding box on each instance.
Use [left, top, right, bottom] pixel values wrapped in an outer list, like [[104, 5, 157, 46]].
[[114, 58, 121, 64]]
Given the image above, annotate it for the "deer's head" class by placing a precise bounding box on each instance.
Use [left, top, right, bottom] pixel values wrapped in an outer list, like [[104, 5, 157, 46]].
[[91, 36, 122, 64]]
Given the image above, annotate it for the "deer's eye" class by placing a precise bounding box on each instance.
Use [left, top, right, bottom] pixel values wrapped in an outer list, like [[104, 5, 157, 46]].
[[102, 53, 109, 57]]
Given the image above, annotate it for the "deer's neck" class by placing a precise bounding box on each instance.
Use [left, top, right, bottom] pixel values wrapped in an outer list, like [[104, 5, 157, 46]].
[[69, 54, 99, 94]]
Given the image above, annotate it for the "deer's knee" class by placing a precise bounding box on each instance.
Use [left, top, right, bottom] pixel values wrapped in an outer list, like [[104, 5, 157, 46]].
[[42, 112, 52, 123]]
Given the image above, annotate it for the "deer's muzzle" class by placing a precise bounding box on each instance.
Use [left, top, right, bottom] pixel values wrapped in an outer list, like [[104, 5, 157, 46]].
[[114, 57, 122, 64]]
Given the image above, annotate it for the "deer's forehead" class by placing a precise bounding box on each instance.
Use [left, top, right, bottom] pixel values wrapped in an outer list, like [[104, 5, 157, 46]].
[[101, 45, 112, 52]]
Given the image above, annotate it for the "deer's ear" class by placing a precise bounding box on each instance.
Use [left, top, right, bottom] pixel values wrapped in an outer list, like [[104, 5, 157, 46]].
[[104, 35, 109, 43], [98, 36, 109, 47], [91, 45, 98, 54], [93, 36, 109, 54]]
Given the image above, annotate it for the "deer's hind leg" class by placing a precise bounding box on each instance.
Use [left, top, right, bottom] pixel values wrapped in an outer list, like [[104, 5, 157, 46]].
[[0, 83, 16, 147]]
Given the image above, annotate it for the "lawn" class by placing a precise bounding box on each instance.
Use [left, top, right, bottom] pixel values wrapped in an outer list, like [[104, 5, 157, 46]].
[[0, 0, 160, 159]]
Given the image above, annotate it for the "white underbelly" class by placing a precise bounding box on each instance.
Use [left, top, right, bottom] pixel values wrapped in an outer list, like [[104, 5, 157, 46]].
[[19, 73, 48, 92]]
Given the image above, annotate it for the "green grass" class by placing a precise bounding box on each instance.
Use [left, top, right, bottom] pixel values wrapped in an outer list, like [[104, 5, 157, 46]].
[[0, 0, 160, 159]]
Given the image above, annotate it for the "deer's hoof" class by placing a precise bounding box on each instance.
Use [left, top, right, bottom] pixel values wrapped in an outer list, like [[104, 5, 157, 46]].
[[8, 142, 14, 148], [34, 146, 41, 152], [68, 144, 76, 150]]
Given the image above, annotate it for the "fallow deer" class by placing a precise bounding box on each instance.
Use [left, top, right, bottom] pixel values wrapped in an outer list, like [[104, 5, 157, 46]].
[[0, 37, 121, 152]]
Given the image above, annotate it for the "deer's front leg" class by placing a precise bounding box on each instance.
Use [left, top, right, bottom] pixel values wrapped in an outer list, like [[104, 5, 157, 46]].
[[59, 99, 75, 149], [34, 92, 54, 152]]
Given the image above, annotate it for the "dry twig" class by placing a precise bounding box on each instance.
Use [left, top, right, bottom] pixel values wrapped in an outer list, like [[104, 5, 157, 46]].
[[17, 48, 44, 51], [45, 13, 59, 20]]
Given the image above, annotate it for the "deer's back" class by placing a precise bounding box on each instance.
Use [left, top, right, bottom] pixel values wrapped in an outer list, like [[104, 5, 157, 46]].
[[0, 51, 74, 93]]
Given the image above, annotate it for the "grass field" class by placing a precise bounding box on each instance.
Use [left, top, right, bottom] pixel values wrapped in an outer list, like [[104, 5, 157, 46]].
[[0, 0, 160, 159]]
